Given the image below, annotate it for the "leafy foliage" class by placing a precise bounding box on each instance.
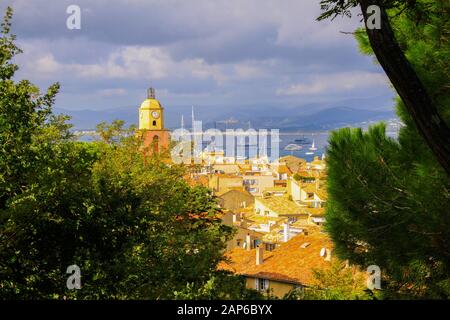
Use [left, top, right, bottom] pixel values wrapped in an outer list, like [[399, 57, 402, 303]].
[[173, 271, 263, 300], [324, 0, 450, 299], [0, 7, 240, 299], [286, 262, 374, 300]]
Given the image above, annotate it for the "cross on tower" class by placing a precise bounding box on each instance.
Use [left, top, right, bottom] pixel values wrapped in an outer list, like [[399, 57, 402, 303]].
[[147, 87, 156, 99]]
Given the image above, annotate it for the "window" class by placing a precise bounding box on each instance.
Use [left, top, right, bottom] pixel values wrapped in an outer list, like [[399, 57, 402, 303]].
[[256, 278, 269, 291], [152, 135, 159, 153], [152, 120, 157, 126]]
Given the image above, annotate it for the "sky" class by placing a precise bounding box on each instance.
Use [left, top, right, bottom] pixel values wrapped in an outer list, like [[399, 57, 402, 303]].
[[1, 0, 395, 117]]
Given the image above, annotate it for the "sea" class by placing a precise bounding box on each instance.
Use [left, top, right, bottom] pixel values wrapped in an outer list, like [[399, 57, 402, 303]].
[[75, 129, 399, 163]]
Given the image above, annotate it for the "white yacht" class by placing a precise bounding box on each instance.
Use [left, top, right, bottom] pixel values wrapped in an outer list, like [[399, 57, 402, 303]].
[[284, 144, 302, 151], [309, 139, 317, 151]]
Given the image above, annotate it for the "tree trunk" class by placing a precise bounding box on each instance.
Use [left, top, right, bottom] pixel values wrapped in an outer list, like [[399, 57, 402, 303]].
[[359, 0, 450, 175]]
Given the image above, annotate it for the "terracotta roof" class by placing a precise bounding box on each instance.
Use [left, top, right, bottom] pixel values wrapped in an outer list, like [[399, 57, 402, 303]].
[[315, 188, 327, 201], [305, 207, 326, 216], [274, 164, 292, 175], [263, 186, 287, 193], [219, 230, 334, 285], [279, 155, 306, 163], [245, 212, 285, 224], [301, 183, 317, 193], [212, 173, 243, 179], [216, 188, 253, 197], [278, 156, 307, 174], [296, 170, 317, 178], [256, 196, 308, 216]]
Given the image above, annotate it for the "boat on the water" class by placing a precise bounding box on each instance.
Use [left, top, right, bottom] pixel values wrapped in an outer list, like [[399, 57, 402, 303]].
[[309, 139, 317, 151], [294, 137, 310, 144], [284, 144, 302, 151]]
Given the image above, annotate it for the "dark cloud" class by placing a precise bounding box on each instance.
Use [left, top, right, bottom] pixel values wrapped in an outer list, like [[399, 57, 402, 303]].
[[2, 0, 394, 114]]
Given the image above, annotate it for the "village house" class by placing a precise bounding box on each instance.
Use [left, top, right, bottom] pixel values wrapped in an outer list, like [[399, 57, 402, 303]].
[[221, 210, 263, 251], [208, 174, 243, 194], [277, 155, 307, 174], [289, 178, 327, 209], [255, 195, 309, 220], [242, 173, 275, 196], [218, 229, 336, 298], [216, 188, 254, 211]]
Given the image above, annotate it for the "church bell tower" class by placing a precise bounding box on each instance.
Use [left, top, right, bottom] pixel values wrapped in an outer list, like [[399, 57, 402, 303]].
[[138, 87, 170, 154]]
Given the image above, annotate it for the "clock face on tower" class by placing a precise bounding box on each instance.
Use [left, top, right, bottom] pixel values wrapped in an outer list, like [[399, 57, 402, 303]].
[[152, 111, 160, 119]]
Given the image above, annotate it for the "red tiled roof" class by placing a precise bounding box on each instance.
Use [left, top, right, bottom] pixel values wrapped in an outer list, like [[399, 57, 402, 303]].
[[219, 230, 334, 285]]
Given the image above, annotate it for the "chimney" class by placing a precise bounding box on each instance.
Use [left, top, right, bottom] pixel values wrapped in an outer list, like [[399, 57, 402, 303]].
[[320, 247, 332, 261], [246, 234, 252, 251], [256, 246, 264, 265], [283, 223, 290, 242], [325, 249, 332, 261]]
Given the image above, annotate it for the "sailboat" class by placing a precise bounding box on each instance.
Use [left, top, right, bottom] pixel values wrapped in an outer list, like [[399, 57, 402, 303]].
[[305, 140, 317, 155], [309, 139, 317, 151]]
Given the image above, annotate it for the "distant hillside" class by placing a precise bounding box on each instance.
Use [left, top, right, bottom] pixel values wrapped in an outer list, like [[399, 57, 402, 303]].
[[56, 106, 395, 132], [54, 107, 137, 130], [270, 107, 395, 131], [206, 107, 395, 131]]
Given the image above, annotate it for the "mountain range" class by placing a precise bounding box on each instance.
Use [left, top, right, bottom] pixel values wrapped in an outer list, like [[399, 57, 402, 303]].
[[55, 106, 396, 132]]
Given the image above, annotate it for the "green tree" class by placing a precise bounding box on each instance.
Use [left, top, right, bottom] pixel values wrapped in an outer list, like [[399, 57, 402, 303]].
[[0, 7, 239, 299], [96, 119, 136, 144], [323, 1, 450, 299], [173, 271, 263, 300], [319, 0, 450, 174], [285, 262, 374, 300]]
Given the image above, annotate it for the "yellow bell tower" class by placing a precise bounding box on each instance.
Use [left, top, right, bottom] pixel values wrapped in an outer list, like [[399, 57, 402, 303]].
[[139, 87, 164, 130], [138, 87, 170, 155]]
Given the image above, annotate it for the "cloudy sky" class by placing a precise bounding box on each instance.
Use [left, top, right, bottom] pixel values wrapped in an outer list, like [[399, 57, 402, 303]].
[[1, 0, 394, 117]]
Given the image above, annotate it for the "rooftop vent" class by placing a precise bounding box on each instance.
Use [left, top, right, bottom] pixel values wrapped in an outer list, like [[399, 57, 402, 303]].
[[320, 247, 332, 261], [256, 246, 264, 265]]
